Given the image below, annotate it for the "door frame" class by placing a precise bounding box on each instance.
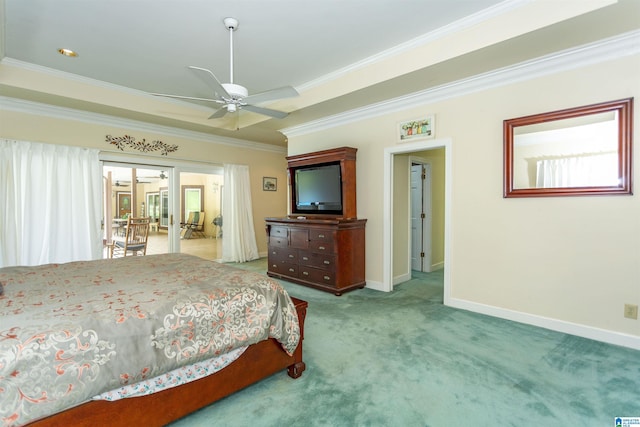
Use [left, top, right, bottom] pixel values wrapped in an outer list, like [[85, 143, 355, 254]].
[[383, 138, 452, 304]]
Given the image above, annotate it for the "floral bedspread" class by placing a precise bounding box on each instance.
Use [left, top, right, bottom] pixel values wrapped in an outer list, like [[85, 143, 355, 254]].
[[0, 253, 300, 427]]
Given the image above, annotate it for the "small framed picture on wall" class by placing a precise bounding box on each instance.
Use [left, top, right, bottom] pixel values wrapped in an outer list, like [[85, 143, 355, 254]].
[[398, 115, 435, 142], [263, 177, 277, 191]]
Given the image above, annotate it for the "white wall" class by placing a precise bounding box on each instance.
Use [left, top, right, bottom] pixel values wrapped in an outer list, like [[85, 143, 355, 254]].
[[287, 54, 640, 347]]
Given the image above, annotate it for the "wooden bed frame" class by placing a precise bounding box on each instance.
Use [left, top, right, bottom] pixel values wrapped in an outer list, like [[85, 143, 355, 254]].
[[28, 297, 308, 427]]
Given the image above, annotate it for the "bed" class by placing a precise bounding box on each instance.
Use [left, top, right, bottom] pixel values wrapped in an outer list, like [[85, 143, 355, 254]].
[[0, 253, 307, 427]]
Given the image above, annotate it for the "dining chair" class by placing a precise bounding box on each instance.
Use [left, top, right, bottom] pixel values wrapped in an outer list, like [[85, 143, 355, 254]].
[[108, 217, 151, 258]]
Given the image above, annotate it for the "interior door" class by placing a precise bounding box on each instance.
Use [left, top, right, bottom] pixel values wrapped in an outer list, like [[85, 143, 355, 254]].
[[116, 192, 131, 218], [411, 162, 432, 272]]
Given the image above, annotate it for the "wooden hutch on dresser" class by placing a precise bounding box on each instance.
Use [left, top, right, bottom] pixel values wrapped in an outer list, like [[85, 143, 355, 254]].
[[266, 147, 366, 295]]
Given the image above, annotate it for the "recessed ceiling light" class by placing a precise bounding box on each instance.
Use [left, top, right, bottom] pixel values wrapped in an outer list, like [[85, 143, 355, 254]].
[[58, 48, 78, 57]]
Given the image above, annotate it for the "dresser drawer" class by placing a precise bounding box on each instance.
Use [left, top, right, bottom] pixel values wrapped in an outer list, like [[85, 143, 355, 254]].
[[309, 229, 335, 242], [269, 236, 289, 248], [269, 261, 298, 277], [270, 226, 288, 238], [268, 247, 298, 263], [299, 251, 336, 271], [299, 266, 335, 286], [308, 239, 334, 253]]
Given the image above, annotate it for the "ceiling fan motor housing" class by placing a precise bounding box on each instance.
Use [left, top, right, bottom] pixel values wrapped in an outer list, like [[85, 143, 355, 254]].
[[222, 83, 248, 99]]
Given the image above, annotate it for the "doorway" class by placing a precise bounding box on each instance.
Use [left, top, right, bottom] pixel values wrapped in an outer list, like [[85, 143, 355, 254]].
[[103, 164, 172, 256], [178, 171, 223, 259], [382, 138, 452, 303], [103, 164, 224, 260]]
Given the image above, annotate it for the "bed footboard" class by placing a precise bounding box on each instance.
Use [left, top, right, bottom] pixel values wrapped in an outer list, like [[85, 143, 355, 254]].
[[28, 297, 308, 427]]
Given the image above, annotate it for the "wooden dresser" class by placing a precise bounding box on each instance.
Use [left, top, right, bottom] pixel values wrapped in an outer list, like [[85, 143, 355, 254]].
[[266, 217, 366, 295]]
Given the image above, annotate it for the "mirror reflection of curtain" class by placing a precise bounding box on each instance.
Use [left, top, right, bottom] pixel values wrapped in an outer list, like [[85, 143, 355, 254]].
[[222, 164, 259, 262], [536, 152, 618, 188], [0, 140, 103, 267]]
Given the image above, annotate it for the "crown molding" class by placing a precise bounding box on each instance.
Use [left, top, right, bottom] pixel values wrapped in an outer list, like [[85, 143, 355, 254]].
[[282, 30, 640, 138], [0, 96, 287, 154], [297, 0, 528, 92], [0, 57, 214, 116]]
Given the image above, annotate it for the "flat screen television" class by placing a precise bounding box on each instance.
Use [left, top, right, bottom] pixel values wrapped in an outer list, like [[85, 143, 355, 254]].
[[292, 162, 343, 215]]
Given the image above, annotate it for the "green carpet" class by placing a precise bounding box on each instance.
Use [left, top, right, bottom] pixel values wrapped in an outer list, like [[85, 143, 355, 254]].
[[169, 259, 639, 427]]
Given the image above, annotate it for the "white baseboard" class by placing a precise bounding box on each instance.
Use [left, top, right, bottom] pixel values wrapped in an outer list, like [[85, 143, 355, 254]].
[[365, 279, 387, 292], [431, 261, 444, 271], [327, 274, 639, 349], [393, 272, 412, 286], [447, 297, 640, 351]]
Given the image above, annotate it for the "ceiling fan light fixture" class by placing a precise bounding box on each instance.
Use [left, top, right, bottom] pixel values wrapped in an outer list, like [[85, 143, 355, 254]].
[[227, 104, 237, 113]]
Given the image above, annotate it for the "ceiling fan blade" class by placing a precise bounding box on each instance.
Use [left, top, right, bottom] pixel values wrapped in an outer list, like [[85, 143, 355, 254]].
[[242, 104, 289, 119], [150, 93, 224, 103], [208, 106, 229, 119], [242, 86, 299, 105], [188, 66, 231, 99]]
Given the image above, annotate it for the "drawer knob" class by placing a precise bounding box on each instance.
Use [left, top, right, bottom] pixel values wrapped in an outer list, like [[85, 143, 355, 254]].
[[289, 254, 294, 258], [289, 268, 295, 272], [318, 234, 325, 238], [318, 246, 325, 250], [302, 271, 309, 276], [323, 260, 330, 265], [271, 264, 277, 268], [302, 256, 309, 261], [323, 275, 330, 280]]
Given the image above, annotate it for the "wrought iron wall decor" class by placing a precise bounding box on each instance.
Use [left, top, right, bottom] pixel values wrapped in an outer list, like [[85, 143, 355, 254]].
[[106, 134, 178, 156]]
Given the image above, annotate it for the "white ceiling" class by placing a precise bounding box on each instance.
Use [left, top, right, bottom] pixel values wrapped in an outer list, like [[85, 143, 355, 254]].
[[1, 0, 639, 146]]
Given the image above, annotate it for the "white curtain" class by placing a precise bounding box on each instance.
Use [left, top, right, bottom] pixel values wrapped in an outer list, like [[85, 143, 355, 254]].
[[222, 164, 259, 263], [536, 152, 619, 188], [0, 140, 103, 267]]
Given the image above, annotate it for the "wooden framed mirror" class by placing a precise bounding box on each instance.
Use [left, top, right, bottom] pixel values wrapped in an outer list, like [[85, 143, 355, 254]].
[[504, 98, 633, 198]]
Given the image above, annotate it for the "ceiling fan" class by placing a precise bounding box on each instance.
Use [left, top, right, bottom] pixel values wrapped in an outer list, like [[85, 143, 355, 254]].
[[151, 17, 299, 120]]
